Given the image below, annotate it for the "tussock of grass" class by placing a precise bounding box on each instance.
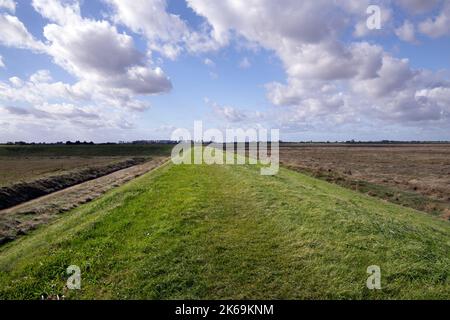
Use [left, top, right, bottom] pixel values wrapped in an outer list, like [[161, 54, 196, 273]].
[[0, 159, 449, 299]]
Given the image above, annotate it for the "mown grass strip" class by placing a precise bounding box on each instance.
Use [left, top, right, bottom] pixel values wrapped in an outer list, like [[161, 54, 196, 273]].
[[0, 159, 448, 299]]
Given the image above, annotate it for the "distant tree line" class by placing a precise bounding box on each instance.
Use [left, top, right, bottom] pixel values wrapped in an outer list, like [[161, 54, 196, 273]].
[[3, 140, 178, 145], [280, 140, 450, 144], [5, 141, 94, 145], [3, 140, 450, 146], [64, 141, 95, 145]]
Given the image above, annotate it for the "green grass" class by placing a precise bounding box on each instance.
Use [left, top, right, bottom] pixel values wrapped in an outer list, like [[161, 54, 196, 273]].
[[0, 158, 449, 299]]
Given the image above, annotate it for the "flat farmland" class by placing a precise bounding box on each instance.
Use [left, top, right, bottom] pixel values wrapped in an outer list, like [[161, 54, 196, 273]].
[[0, 144, 173, 187], [0, 144, 173, 245], [0, 157, 130, 187], [280, 144, 450, 219], [1, 152, 448, 299]]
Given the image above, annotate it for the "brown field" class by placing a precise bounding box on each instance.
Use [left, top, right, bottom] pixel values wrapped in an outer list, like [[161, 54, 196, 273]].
[[279, 144, 450, 219], [0, 144, 174, 245], [0, 156, 168, 245], [0, 144, 173, 187], [0, 157, 130, 187]]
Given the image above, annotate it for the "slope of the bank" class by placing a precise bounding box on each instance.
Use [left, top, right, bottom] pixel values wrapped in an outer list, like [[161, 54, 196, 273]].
[[0, 161, 448, 299]]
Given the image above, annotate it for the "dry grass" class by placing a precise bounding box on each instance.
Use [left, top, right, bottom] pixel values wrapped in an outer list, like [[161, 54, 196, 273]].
[[0, 156, 169, 245], [0, 157, 128, 187], [279, 144, 450, 219]]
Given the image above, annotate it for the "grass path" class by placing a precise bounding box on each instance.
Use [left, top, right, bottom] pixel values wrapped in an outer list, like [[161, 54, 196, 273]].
[[0, 161, 449, 299]]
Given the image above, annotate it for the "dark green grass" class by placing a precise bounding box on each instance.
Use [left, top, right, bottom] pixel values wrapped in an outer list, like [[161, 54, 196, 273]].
[[0, 144, 173, 157], [0, 160, 448, 299]]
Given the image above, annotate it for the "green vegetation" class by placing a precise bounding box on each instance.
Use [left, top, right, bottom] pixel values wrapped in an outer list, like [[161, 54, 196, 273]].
[[0, 158, 449, 299]]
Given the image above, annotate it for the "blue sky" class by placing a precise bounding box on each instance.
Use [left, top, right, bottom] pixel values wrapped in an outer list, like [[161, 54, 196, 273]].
[[1, 0, 450, 142]]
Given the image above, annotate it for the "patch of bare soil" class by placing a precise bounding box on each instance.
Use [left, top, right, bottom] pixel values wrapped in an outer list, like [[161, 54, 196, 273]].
[[0, 157, 169, 245]]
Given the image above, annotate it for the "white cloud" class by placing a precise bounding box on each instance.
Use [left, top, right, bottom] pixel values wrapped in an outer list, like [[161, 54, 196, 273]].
[[0, 69, 141, 139], [105, 0, 221, 59], [0, 0, 15, 12], [204, 58, 215, 67], [395, 0, 441, 15], [352, 55, 414, 98], [35, 0, 172, 95], [419, 3, 450, 38], [0, 0, 171, 130], [0, 0, 174, 141], [187, 1, 384, 82], [105, 0, 187, 59], [0, 101, 136, 142], [282, 41, 384, 81], [352, 58, 450, 123], [186, 0, 450, 129], [32, 0, 80, 24], [0, 55, 4, 68], [205, 98, 247, 122], [215, 105, 246, 122], [0, 70, 84, 105], [395, 20, 417, 43], [2, 0, 450, 140], [0, 14, 46, 51], [0, 69, 154, 113]]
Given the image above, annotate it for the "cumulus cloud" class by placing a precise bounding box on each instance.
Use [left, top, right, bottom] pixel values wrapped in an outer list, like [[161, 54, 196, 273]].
[[2, 103, 99, 121], [0, 0, 174, 139], [352, 60, 450, 123], [2, 0, 450, 140], [105, 0, 221, 59], [2, 1, 170, 111], [0, 14, 45, 51], [395, 0, 441, 15], [0, 69, 139, 136], [395, 20, 417, 43], [187, 0, 450, 130], [352, 56, 414, 98], [418, 3, 450, 38], [31, 0, 172, 97], [0, 101, 136, 142], [0, 0, 15, 12], [0, 55, 4, 68], [104, 0, 187, 59], [0, 70, 82, 105], [186, 0, 384, 83], [0, 69, 154, 114]]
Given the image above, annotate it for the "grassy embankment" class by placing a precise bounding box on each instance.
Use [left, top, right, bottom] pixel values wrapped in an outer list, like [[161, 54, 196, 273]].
[[0, 150, 448, 299]]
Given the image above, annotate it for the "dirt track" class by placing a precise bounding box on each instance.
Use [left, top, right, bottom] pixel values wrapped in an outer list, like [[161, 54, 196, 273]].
[[0, 157, 169, 245]]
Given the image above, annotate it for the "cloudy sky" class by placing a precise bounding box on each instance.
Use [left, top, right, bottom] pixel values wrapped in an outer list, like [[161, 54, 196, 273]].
[[0, 0, 450, 142]]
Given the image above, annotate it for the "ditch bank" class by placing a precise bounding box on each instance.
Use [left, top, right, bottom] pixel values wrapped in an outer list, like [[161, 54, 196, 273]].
[[0, 158, 147, 211], [0, 157, 169, 246]]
